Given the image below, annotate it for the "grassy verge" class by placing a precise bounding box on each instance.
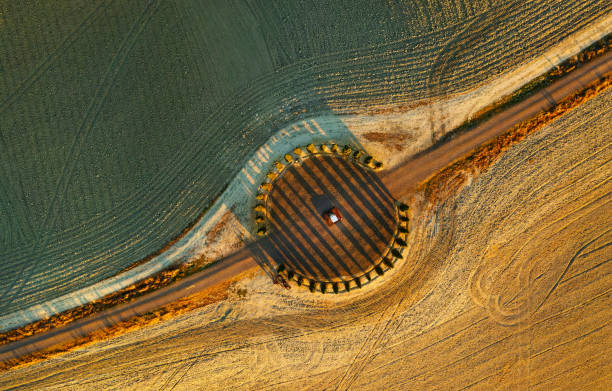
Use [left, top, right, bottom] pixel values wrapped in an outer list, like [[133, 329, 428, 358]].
[[0, 32, 610, 370], [0, 268, 256, 372], [2, 76, 609, 375], [0, 255, 218, 347], [422, 72, 612, 204], [433, 34, 610, 147], [0, 186, 227, 348]]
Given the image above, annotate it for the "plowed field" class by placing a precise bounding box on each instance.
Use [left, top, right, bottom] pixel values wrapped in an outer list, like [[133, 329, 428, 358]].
[[1, 0, 610, 317], [2, 70, 610, 391]]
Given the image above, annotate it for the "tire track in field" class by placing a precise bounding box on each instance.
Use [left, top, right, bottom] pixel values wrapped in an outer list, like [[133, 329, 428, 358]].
[[0, 0, 162, 310], [0, 1, 113, 114], [332, 207, 459, 390], [3, 0, 608, 316], [0, 2, 113, 245], [0, 0, 580, 260], [467, 159, 611, 326], [333, 295, 406, 390], [0, 0, 516, 260]]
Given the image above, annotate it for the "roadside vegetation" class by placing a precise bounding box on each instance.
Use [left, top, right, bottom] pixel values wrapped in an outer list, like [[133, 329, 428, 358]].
[[433, 33, 611, 148], [423, 64, 612, 204], [1, 1, 608, 317], [1, 32, 610, 363]]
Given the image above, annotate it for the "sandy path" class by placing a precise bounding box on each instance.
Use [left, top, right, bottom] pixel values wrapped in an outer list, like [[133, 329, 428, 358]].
[[1, 48, 610, 367]]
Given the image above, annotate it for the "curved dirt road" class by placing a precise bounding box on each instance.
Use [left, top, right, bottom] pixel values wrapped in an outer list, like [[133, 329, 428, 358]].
[[1, 50, 610, 366]]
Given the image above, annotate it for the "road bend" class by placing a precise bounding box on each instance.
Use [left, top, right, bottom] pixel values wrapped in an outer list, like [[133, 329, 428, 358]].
[[1, 50, 610, 366]]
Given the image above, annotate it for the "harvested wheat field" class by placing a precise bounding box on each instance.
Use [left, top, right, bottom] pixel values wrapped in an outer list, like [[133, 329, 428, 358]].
[[1, 0, 610, 323], [2, 70, 610, 390]]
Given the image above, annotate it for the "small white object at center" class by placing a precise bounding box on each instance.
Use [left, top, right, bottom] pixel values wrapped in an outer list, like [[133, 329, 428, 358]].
[[330, 213, 339, 223]]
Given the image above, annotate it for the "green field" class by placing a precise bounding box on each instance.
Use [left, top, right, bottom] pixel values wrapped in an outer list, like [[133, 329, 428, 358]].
[[0, 0, 609, 315]]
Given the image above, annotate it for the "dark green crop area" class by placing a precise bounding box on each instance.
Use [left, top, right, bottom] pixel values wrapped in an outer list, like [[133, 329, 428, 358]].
[[0, 0, 609, 316]]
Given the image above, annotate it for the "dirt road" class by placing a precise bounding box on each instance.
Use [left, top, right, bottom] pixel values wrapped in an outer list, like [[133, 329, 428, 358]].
[[382, 50, 612, 198], [1, 50, 610, 367]]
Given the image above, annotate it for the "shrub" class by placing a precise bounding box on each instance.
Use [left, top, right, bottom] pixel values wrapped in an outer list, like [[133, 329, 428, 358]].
[[254, 204, 266, 213], [260, 183, 272, 192], [398, 227, 409, 234], [399, 215, 409, 222], [294, 147, 304, 156], [375, 265, 384, 276], [342, 145, 352, 155], [309, 280, 316, 292], [398, 203, 409, 212], [284, 154, 293, 163], [332, 282, 339, 294], [255, 215, 264, 224], [274, 161, 284, 171], [257, 226, 267, 236], [267, 171, 278, 180], [353, 150, 362, 160], [391, 249, 403, 259], [344, 281, 351, 292], [320, 282, 327, 294], [374, 161, 383, 170], [287, 270, 295, 280], [297, 275, 304, 286], [364, 156, 373, 166], [320, 144, 330, 153], [255, 193, 265, 201], [331, 144, 340, 153], [365, 272, 371, 281], [277, 264, 286, 274], [306, 143, 317, 153]]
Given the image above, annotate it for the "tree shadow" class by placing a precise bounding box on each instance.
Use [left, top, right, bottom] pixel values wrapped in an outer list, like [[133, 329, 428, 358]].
[[251, 152, 396, 283]]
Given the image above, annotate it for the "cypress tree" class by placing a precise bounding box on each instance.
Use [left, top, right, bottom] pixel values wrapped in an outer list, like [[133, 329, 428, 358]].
[[375, 265, 384, 276], [383, 258, 394, 268], [355, 278, 362, 288]]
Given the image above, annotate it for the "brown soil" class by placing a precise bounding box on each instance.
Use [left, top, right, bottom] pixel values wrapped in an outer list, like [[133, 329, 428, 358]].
[[0, 248, 217, 347], [205, 210, 234, 244], [362, 132, 412, 151]]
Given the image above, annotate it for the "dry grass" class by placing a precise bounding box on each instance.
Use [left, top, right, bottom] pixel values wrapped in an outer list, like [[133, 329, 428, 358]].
[[434, 34, 611, 149], [2, 73, 608, 376], [2, 42, 610, 358], [0, 250, 217, 348], [2, 68, 611, 391], [362, 132, 413, 151], [0, 269, 256, 373], [421, 71, 612, 205], [1, 33, 610, 380]]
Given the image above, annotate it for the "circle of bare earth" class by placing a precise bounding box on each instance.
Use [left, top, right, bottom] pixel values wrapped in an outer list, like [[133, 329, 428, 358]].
[[258, 146, 398, 290]]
